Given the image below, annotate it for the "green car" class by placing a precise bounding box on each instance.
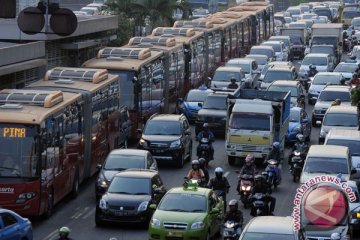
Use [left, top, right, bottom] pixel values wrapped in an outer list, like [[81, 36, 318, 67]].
[[148, 183, 224, 240]]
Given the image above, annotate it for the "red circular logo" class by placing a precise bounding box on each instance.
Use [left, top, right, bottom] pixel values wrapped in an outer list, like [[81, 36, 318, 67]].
[[303, 186, 347, 227]]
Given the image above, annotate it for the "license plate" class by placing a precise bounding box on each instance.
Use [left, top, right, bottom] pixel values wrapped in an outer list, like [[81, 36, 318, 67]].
[[168, 231, 182, 237], [154, 149, 164, 153], [114, 211, 126, 216]]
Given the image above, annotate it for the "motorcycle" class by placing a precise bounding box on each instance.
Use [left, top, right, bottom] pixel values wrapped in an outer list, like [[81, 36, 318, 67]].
[[250, 193, 269, 217], [288, 142, 308, 163], [223, 220, 242, 240], [183, 177, 204, 188], [291, 153, 303, 183], [265, 159, 281, 189], [236, 172, 253, 208], [197, 137, 212, 166]]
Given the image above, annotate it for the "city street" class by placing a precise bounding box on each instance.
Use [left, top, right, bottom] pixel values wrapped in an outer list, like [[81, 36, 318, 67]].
[[31, 59, 323, 240]]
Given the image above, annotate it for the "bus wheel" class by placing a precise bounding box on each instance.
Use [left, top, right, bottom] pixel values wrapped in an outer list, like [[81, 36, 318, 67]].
[[44, 190, 54, 219], [71, 171, 79, 198]]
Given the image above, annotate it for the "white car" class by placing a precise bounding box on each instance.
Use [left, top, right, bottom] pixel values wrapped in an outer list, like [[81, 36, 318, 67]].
[[225, 58, 260, 88], [79, 6, 100, 15], [260, 41, 288, 61], [244, 54, 269, 72], [307, 72, 343, 104], [299, 53, 334, 79]]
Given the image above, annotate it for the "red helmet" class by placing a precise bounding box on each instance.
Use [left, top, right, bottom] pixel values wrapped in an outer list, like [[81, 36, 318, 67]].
[[245, 154, 254, 166]]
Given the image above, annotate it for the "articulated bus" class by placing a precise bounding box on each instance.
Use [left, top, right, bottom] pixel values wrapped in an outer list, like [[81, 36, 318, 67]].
[[83, 48, 165, 140], [0, 68, 122, 217], [173, 21, 222, 78], [125, 36, 186, 114], [151, 27, 206, 93]]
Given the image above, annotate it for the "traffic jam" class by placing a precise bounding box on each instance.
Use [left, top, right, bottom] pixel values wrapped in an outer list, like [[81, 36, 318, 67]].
[[1, 0, 360, 239]]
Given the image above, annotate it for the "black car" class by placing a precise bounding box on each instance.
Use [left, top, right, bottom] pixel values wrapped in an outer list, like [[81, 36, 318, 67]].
[[137, 114, 192, 168], [95, 149, 158, 200], [95, 169, 166, 225], [195, 92, 229, 135]]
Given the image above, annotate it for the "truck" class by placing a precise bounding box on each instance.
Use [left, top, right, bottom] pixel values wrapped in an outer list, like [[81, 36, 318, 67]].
[[280, 27, 306, 59], [226, 89, 291, 166], [310, 23, 343, 63]]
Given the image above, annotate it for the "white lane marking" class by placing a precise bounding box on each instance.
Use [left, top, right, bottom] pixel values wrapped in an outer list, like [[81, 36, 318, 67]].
[[224, 171, 229, 177], [71, 206, 90, 219], [82, 207, 96, 219], [42, 229, 58, 240]]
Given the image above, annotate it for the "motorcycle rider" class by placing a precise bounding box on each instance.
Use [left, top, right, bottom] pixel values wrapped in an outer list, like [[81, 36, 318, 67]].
[[186, 160, 205, 185], [57, 226, 73, 240], [349, 73, 360, 87], [227, 77, 239, 89], [307, 64, 318, 78], [208, 167, 230, 210], [196, 123, 215, 161], [289, 134, 309, 172], [250, 174, 276, 216], [266, 142, 281, 162], [237, 154, 257, 194], [198, 158, 209, 185], [224, 199, 244, 236], [331, 98, 341, 106]]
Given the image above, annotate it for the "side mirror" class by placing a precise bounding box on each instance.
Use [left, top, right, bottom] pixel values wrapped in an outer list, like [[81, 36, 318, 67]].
[[208, 77, 212, 81], [210, 208, 220, 214], [137, 129, 143, 134], [316, 120, 321, 125], [198, 102, 203, 107], [96, 164, 102, 170], [149, 204, 157, 210], [185, 129, 191, 136]]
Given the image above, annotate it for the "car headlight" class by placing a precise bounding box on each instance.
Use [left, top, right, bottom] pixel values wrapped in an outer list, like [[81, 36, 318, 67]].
[[150, 218, 161, 227], [320, 130, 326, 137], [309, 88, 316, 94], [292, 126, 301, 132], [137, 201, 149, 212], [170, 139, 181, 148], [97, 179, 108, 188], [314, 109, 322, 114], [99, 199, 108, 210], [16, 192, 36, 203], [139, 138, 148, 147], [191, 221, 205, 229]]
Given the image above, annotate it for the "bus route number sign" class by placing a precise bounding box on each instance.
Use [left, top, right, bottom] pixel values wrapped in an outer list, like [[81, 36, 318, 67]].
[[2, 127, 26, 138]]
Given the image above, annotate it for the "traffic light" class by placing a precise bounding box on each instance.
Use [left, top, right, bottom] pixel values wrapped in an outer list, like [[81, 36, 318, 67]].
[[17, 0, 77, 36]]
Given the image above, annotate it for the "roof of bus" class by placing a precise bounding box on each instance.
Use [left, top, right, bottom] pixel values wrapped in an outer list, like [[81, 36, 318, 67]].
[[151, 30, 204, 45], [123, 41, 184, 54], [28, 73, 119, 93], [0, 91, 81, 124], [193, 17, 237, 29], [82, 50, 163, 72]]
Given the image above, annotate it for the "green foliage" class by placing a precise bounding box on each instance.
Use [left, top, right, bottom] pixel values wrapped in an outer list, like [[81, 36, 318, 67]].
[[351, 87, 360, 106]]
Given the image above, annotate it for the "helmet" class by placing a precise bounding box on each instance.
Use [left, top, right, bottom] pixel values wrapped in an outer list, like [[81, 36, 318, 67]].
[[254, 174, 265, 185], [192, 159, 200, 170], [334, 99, 341, 105], [59, 226, 70, 237], [272, 142, 280, 150], [353, 73, 358, 79], [203, 123, 209, 130], [228, 199, 238, 212], [198, 158, 206, 168], [231, 77, 236, 83], [245, 154, 254, 166], [296, 134, 304, 142], [215, 167, 223, 179]]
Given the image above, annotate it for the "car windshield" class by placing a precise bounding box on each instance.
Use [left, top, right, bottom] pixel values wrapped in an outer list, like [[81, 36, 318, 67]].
[[310, 46, 334, 55], [229, 113, 271, 131], [318, 91, 350, 102], [314, 9, 332, 19], [158, 193, 207, 212], [242, 233, 294, 240], [271, 38, 289, 46], [250, 48, 273, 58], [212, 71, 243, 82], [268, 85, 298, 97], [302, 56, 328, 66], [104, 154, 145, 170], [203, 96, 227, 110], [263, 71, 293, 83], [344, 11, 360, 18], [323, 113, 358, 127], [352, 18, 360, 26], [108, 177, 150, 194], [185, 90, 211, 102], [144, 120, 181, 135], [262, 43, 281, 52], [0, 124, 39, 178], [226, 62, 250, 74], [312, 75, 340, 85], [290, 36, 304, 45], [247, 56, 268, 65], [304, 157, 349, 174], [290, 110, 300, 122], [334, 64, 358, 73], [288, 9, 301, 15], [326, 139, 360, 156]]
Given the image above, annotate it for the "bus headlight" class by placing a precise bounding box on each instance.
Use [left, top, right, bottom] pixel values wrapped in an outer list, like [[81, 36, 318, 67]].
[[16, 192, 36, 203]]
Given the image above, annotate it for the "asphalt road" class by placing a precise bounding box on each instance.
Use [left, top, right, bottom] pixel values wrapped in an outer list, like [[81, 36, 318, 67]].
[[30, 57, 324, 240]]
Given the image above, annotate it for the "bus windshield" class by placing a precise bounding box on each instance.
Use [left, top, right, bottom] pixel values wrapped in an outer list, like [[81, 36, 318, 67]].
[[0, 124, 39, 178], [108, 70, 135, 110]]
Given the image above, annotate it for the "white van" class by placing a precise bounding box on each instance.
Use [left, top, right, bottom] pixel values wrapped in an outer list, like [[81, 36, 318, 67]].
[[325, 129, 360, 180]]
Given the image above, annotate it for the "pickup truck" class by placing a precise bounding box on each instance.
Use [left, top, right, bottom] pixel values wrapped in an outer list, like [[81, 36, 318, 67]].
[[280, 28, 306, 59], [226, 89, 290, 166]]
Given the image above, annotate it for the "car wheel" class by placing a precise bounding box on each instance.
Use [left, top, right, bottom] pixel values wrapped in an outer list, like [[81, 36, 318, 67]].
[[228, 156, 235, 166], [95, 214, 104, 227], [70, 170, 79, 198], [311, 115, 317, 127], [176, 153, 184, 168]]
